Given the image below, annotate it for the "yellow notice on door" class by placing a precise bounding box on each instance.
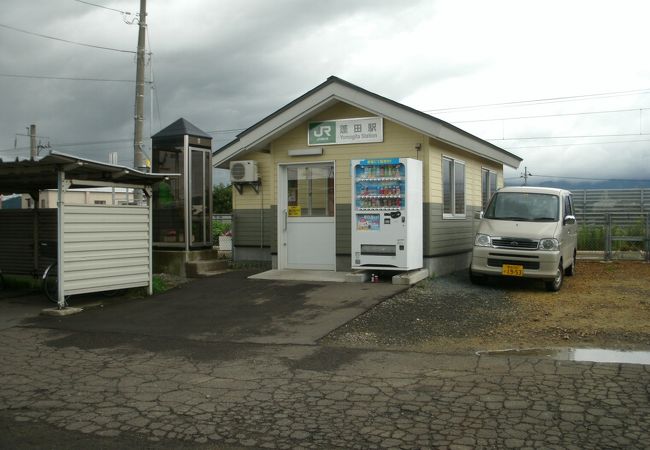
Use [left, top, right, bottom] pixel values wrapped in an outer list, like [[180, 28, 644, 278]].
[[288, 206, 302, 217]]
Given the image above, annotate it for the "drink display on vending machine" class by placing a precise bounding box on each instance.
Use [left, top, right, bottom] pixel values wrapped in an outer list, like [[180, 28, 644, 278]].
[[351, 158, 423, 271]]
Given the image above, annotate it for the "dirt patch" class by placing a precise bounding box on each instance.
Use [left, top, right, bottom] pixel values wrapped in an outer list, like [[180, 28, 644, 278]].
[[323, 261, 650, 353]]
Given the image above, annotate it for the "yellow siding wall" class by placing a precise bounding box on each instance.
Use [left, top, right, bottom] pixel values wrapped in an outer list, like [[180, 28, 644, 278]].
[[233, 102, 429, 210], [232, 101, 505, 212], [427, 138, 503, 207], [232, 151, 273, 210]]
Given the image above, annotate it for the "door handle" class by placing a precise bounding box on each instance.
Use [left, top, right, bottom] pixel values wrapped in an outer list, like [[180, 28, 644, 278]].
[[283, 209, 288, 231]]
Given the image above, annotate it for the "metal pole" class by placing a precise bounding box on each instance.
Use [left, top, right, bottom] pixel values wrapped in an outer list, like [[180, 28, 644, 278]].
[[133, 0, 147, 202], [57, 170, 66, 309], [29, 124, 37, 158], [645, 213, 650, 263], [605, 213, 612, 261]]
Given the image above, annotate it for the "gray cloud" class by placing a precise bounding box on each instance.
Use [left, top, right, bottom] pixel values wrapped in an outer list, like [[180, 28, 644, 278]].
[[2, 0, 649, 189]]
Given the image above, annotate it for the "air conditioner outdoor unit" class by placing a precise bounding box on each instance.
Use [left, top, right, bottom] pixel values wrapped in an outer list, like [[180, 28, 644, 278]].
[[230, 160, 258, 183]]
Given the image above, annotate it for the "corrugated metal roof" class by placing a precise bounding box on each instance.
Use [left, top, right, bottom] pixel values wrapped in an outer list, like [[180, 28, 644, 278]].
[[0, 151, 173, 195]]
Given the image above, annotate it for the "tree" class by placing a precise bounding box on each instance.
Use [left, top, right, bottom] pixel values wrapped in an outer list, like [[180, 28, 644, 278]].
[[213, 183, 232, 213]]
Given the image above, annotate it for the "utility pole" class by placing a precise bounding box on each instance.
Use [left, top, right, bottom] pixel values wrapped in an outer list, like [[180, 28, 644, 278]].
[[521, 166, 532, 186], [29, 124, 37, 158], [133, 0, 147, 202]]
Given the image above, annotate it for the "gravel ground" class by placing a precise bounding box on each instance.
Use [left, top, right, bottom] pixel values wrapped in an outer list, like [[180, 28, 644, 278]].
[[323, 272, 514, 348], [322, 261, 650, 353]]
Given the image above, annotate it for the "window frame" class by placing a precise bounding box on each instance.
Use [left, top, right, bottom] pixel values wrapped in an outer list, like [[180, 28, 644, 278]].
[[564, 194, 574, 217], [481, 167, 498, 211], [442, 156, 466, 219]]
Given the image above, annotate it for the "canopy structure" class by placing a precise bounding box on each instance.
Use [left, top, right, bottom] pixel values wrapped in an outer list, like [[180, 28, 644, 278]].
[[0, 151, 176, 308], [0, 151, 170, 195]]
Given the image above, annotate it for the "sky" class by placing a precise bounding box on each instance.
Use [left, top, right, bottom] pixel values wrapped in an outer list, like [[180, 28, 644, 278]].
[[1, 0, 650, 188]]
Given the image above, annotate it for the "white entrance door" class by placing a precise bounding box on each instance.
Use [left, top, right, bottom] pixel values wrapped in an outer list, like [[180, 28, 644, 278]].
[[279, 163, 336, 270]]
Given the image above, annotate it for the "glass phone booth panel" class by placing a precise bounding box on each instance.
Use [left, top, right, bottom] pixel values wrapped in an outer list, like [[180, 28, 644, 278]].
[[153, 148, 185, 245], [189, 148, 211, 248]]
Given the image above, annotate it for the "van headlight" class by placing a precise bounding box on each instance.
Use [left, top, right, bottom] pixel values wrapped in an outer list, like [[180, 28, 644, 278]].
[[538, 238, 559, 251], [474, 234, 492, 247]]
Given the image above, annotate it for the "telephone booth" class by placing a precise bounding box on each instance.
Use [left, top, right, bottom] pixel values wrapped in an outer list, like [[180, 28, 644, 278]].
[[152, 118, 212, 250]]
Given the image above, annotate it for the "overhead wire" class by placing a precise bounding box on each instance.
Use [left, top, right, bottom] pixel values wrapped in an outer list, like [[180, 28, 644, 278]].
[[488, 132, 650, 142], [146, 25, 162, 132], [504, 174, 650, 182], [0, 22, 135, 53], [0, 73, 138, 83], [425, 87, 650, 113], [453, 107, 649, 124], [503, 138, 650, 150], [74, 0, 131, 15]]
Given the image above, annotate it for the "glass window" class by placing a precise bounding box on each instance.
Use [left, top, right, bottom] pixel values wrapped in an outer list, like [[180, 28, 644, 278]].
[[443, 157, 465, 218], [481, 168, 497, 210], [485, 192, 560, 222], [153, 148, 184, 244], [287, 164, 334, 217], [564, 194, 574, 217]]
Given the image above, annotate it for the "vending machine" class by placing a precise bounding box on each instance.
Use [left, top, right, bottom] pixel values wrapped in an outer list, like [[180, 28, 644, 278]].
[[351, 158, 422, 271]]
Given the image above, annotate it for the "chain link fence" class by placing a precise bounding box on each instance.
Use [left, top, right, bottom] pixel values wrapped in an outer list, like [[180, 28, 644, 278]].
[[578, 213, 650, 261], [572, 187, 650, 261]]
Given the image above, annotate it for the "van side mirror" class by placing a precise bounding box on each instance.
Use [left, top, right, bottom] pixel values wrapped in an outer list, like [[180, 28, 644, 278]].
[[564, 215, 576, 225], [474, 211, 484, 220]]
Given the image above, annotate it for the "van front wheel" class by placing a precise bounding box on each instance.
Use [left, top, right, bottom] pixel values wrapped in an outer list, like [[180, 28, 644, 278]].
[[545, 263, 564, 292]]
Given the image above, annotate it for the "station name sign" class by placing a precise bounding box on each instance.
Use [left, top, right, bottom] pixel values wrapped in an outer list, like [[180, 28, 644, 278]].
[[308, 117, 383, 146]]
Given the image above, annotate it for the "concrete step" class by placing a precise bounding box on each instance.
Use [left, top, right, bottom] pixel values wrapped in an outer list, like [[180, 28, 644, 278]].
[[186, 248, 221, 262], [185, 259, 229, 278]]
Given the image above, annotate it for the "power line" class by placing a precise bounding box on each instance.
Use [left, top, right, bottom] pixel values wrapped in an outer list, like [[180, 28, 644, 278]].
[[146, 26, 162, 132], [503, 138, 650, 150], [206, 128, 245, 134], [0, 22, 135, 54], [0, 138, 132, 153], [74, 0, 130, 15], [488, 132, 650, 142], [52, 138, 132, 148], [425, 87, 650, 113], [453, 107, 649, 124], [0, 73, 137, 83], [74, 0, 139, 24], [505, 174, 650, 182]]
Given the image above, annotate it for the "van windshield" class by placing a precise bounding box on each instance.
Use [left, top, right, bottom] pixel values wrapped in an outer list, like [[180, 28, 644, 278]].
[[484, 192, 560, 222]]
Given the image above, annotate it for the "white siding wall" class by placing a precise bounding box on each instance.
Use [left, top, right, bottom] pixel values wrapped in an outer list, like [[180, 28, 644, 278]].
[[62, 205, 150, 295]]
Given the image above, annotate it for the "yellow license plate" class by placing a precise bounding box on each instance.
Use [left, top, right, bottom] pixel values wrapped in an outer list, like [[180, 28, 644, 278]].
[[502, 264, 524, 277]]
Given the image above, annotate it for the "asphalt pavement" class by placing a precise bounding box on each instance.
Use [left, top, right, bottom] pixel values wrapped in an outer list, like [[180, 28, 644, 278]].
[[0, 270, 648, 449]]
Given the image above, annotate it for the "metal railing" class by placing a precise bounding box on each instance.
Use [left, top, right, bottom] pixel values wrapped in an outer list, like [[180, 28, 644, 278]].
[[578, 212, 650, 262]]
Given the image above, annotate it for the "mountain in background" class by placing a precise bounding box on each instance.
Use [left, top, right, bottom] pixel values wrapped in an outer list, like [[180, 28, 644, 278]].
[[505, 178, 650, 190]]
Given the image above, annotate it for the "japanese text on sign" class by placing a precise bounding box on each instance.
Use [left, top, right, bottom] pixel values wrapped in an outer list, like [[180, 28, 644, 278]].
[[308, 117, 383, 146]]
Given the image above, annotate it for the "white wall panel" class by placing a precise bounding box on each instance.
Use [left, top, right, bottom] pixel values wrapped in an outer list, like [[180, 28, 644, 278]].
[[62, 205, 151, 295]]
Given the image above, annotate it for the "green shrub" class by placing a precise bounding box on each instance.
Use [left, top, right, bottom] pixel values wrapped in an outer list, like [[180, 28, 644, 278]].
[[152, 275, 167, 294], [212, 220, 232, 242]]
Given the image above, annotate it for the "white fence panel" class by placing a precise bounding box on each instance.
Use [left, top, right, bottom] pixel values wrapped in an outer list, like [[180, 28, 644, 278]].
[[62, 204, 150, 295]]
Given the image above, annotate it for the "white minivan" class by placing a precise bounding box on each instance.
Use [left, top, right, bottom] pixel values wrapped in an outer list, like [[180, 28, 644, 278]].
[[469, 187, 578, 291]]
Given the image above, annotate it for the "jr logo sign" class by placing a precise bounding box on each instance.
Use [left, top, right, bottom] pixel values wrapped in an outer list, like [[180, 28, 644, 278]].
[[308, 121, 336, 145], [308, 117, 383, 146]]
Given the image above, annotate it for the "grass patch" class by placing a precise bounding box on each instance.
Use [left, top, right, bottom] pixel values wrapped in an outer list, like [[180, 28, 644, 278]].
[[2, 275, 41, 291], [152, 275, 168, 294]]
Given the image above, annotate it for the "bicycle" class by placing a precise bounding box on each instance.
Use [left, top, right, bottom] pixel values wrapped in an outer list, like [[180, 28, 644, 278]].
[[39, 241, 69, 306]]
